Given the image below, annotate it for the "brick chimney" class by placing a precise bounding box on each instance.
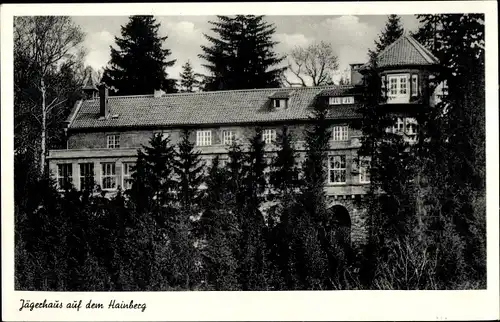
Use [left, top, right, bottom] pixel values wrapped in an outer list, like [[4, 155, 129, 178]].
[[98, 83, 109, 118], [349, 63, 364, 85]]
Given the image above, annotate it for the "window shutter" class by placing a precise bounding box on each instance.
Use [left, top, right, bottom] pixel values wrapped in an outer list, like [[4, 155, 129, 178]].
[[381, 75, 386, 97], [411, 74, 419, 97]]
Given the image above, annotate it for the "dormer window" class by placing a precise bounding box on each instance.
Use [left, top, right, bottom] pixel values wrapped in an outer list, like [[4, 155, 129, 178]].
[[273, 98, 287, 109], [329, 96, 354, 105], [269, 90, 293, 109]]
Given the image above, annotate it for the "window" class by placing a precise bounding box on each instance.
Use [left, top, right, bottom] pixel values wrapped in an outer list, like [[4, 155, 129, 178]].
[[79, 163, 94, 191], [389, 76, 398, 96], [57, 164, 73, 190], [329, 96, 354, 105], [411, 75, 419, 97], [405, 118, 418, 143], [328, 155, 346, 184], [101, 162, 117, 190], [122, 162, 135, 190], [223, 130, 235, 145], [399, 76, 407, 95], [262, 129, 276, 144], [273, 99, 287, 108], [387, 74, 409, 101], [196, 130, 212, 146], [107, 134, 120, 149], [332, 126, 349, 141], [405, 118, 418, 135], [392, 117, 405, 133], [359, 158, 370, 184]]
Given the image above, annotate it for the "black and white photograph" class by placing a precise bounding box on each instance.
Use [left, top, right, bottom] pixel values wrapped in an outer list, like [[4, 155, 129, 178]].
[[2, 2, 499, 321]]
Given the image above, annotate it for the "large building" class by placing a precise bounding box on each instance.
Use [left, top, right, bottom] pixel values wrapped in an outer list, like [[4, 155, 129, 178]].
[[47, 34, 444, 244]]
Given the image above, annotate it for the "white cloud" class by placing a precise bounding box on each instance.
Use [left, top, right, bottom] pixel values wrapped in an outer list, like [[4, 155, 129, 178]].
[[274, 33, 313, 52], [313, 15, 378, 78], [160, 20, 206, 79], [84, 31, 115, 70]]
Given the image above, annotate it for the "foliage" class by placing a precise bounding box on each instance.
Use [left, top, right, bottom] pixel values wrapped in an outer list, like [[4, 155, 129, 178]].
[[357, 13, 486, 290], [14, 16, 86, 175], [368, 14, 404, 62], [179, 61, 202, 92], [102, 16, 177, 95], [199, 15, 285, 90], [14, 14, 485, 292]]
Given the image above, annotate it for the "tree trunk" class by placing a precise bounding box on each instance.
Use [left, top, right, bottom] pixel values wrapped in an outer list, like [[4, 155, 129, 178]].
[[40, 78, 46, 176]]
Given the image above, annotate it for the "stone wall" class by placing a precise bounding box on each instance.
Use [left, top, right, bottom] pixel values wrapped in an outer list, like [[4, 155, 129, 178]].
[[327, 194, 369, 246]]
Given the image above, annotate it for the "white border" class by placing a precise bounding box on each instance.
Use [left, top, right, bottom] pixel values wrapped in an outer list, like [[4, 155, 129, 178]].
[[2, 2, 499, 321]]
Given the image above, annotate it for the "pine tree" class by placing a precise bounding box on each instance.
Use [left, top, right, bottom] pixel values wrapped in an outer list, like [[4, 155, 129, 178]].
[[368, 15, 404, 61], [357, 14, 486, 289], [419, 14, 486, 287], [199, 15, 285, 91], [267, 126, 301, 289], [200, 156, 239, 290], [173, 129, 206, 212], [127, 133, 180, 290], [287, 102, 338, 290], [102, 16, 177, 96], [128, 133, 177, 212], [179, 61, 200, 92]]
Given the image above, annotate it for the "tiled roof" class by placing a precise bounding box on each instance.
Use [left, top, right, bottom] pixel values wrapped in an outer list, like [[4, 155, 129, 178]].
[[318, 85, 358, 97], [377, 34, 439, 68], [69, 85, 361, 130], [268, 89, 295, 99]]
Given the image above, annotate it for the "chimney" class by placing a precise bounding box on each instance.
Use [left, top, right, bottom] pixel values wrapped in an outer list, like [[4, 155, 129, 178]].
[[98, 83, 109, 118], [349, 63, 364, 85], [154, 89, 165, 98]]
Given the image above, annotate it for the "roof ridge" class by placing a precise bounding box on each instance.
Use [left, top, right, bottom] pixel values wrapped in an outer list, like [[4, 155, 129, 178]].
[[110, 94, 154, 99], [406, 34, 439, 64], [107, 85, 339, 99]]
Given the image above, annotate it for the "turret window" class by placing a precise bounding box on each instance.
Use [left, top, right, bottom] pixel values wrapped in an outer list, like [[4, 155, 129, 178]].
[[387, 74, 410, 103]]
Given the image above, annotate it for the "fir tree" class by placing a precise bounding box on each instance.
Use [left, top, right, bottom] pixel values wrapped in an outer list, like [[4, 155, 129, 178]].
[[238, 128, 269, 290], [368, 15, 404, 61], [128, 133, 177, 212], [357, 14, 486, 289], [269, 126, 301, 195], [173, 129, 206, 212], [200, 156, 239, 290], [179, 60, 201, 92], [267, 126, 301, 289], [288, 102, 336, 290], [127, 133, 181, 290], [199, 15, 285, 91], [102, 16, 177, 95]]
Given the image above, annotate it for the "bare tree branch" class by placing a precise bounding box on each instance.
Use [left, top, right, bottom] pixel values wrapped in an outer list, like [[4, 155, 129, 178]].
[[284, 41, 339, 87]]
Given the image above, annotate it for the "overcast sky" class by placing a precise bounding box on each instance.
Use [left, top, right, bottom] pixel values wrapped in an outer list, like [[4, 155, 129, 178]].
[[72, 15, 419, 84]]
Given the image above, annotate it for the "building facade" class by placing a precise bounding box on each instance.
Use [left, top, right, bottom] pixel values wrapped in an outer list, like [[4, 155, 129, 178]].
[[47, 35, 445, 245]]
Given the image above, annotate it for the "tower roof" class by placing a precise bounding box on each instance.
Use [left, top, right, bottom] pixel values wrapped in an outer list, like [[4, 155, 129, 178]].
[[82, 70, 99, 90], [376, 34, 439, 68]]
